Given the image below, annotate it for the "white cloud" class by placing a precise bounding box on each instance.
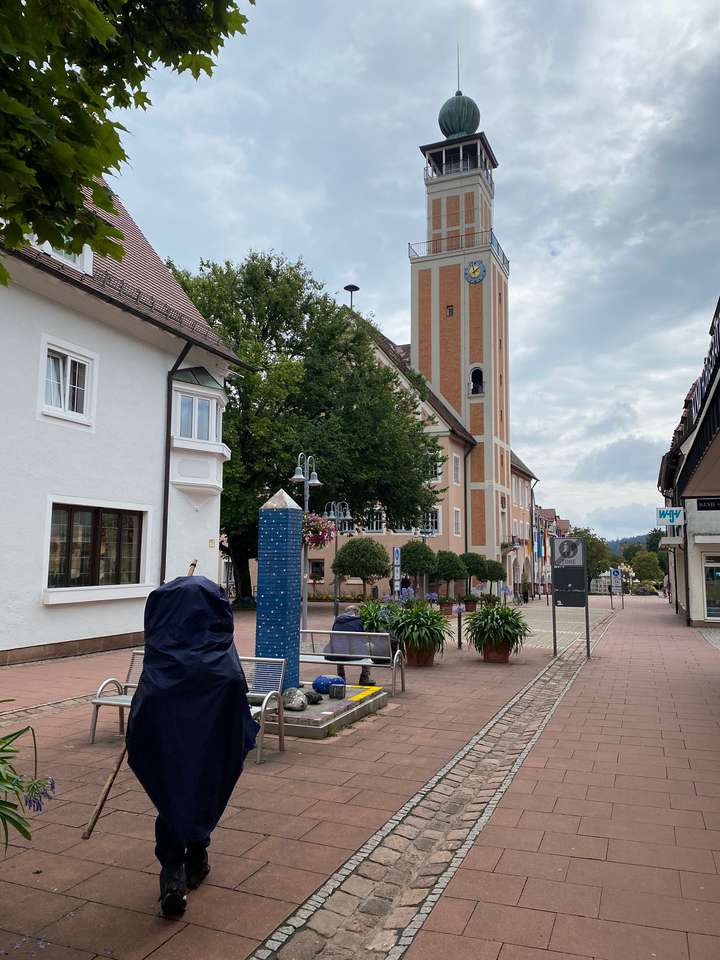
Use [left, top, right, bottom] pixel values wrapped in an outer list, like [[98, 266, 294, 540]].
[[111, 0, 720, 541]]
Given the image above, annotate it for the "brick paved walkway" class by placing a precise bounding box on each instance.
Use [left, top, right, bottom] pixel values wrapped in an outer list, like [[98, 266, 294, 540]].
[[402, 596, 720, 960], [0, 604, 596, 960], [4, 597, 710, 960]]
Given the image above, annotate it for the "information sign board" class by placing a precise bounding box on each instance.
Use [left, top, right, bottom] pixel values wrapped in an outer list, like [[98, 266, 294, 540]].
[[656, 507, 684, 526], [393, 546, 401, 596]]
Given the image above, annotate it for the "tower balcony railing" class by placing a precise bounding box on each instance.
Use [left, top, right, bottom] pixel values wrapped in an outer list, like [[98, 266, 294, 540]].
[[424, 158, 494, 192], [408, 229, 510, 274]]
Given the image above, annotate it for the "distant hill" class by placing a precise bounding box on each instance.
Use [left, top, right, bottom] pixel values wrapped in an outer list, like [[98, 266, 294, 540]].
[[607, 533, 646, 554]]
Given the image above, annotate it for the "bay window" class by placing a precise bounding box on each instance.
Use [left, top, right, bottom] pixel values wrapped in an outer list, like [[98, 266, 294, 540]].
[[176, 392, 221, 442]]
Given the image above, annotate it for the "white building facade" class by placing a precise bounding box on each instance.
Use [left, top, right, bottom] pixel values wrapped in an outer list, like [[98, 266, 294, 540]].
[[0, 194, 241, 663]]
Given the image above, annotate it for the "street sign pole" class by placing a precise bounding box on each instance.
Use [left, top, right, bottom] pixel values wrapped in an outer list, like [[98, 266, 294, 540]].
[[584, 552, 591, 659], [392, 546, 401, 601], [551, 563, 558, 658]]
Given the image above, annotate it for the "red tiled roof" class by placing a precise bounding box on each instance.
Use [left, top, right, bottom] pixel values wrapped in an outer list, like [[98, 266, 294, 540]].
[[9, 191, 240, 365], [372, 328, 475, 446]]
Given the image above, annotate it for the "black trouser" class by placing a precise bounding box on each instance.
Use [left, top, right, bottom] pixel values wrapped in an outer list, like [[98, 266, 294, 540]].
[[155, 815, 209, 870]]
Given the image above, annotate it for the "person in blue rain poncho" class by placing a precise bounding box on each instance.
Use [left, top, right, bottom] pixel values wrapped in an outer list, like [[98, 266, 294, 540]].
[[126, 576, 258, 918]]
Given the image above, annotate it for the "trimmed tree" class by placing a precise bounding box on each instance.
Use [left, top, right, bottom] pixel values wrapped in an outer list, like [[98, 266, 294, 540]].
[[631, 550, 663, 583], [460, 552, 487, 593], [435, 551, 468, 597], [485, 560, 507, 595], [333, 538, 390, 598], [401, 540, 437, 585]]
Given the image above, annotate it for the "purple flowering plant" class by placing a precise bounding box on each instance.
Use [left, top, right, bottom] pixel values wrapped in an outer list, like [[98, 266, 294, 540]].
[[0, 702, 55, 846]]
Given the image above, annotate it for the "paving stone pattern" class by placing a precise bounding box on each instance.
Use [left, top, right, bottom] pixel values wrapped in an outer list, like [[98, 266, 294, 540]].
[[246, 616, 614, 960]]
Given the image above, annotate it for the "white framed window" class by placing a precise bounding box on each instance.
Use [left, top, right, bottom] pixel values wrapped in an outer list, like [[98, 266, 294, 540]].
[[513, 519, 518, 537], [703, 554, 720, 620], [363, 508, 385, 534], [525, 521, 530, 540], [423, 508, 440, 535], [431, 460, 443, 481], [512, 476, 518, 504], [39, 337, 96, 426], [453, 508, 462, 536], [452, 454, 461, 485], [31, 238, 94, 275], [176, 392, 221, 442]]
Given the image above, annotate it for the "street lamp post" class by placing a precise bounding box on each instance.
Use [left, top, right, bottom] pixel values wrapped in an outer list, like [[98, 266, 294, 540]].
[[323, 501, 353, 617], [291, 452, 322, 630], [344, 283, 359, 310]]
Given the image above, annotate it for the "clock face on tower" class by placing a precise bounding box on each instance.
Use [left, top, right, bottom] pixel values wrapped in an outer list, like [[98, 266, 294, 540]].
[[464, 260, 486, 284]]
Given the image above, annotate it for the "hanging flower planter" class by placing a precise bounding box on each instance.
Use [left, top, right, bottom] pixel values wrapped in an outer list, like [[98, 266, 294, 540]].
[[302, 513, 335, 548]]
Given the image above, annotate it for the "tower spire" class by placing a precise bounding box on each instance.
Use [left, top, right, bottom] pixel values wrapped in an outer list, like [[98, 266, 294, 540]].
[[457, 41, 460, 91]]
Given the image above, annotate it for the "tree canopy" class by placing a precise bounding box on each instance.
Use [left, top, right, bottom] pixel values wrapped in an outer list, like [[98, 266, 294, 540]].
[[571, 527, 612, 584], [460, 552, 487, 582], [173, 254, 442, 595], [332, 538, 390, 597], [646, 528, 663, 553], [434, 551, 468, 594], [401, 541, 437, 577], [484, 560, 507, 585], [0, 1, 252, 283], [631, 550, 663, 582]]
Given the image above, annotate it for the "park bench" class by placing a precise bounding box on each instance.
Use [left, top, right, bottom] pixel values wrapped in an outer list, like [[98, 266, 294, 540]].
[[88, 649, 286, 764], [239, 655, 286, 763], [89, 648, 143, 744], [299, 629, 405, 696]]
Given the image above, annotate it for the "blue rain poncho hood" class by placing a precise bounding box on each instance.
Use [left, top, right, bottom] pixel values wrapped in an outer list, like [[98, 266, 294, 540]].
[[126, 576, 258, 841]]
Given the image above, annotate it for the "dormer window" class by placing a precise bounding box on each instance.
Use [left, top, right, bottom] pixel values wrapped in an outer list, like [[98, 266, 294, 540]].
[[31, 238, 93, 275], [470, 367, 484, 395]]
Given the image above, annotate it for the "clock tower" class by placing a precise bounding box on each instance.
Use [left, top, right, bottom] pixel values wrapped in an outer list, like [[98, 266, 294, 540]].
[[409, 89, 511, 563]]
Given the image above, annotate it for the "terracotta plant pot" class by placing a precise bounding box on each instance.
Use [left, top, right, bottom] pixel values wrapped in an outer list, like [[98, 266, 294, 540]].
[[464, 601, 477, 612], [405, 647, 436, 667], [482, 641, 512, 663]]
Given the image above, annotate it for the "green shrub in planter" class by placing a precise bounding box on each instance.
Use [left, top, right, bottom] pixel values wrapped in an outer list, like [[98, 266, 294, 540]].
[[480, 592, 500, 607], [465, 604, 529, 663], [358, 599, 400, 633], [393, 601, 452, 667]]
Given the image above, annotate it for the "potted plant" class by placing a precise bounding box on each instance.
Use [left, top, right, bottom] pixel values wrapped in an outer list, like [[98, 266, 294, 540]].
[[465, 604, 529, 663], [393, 600, 451, 667], [435, 551, 469, 613], [461, 594, 478, 612]]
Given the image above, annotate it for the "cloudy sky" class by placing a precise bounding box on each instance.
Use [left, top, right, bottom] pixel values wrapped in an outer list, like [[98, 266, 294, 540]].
[[113, 0, 720, 539]]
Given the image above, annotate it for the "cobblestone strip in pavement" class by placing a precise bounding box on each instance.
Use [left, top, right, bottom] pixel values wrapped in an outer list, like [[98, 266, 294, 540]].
[[0, 694, 93, 726], [248, 612, 615, 960]]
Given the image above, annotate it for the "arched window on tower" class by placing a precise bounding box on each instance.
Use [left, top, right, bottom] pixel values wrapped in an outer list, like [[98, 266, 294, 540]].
[[470, 367, 484, 395]]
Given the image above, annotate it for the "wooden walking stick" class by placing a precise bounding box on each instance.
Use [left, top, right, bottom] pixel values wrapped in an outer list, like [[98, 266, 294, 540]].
[[82, 560, 198, 840]]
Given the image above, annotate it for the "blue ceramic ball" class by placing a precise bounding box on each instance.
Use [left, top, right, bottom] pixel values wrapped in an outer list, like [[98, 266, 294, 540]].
[[312, 675, 343, 695]]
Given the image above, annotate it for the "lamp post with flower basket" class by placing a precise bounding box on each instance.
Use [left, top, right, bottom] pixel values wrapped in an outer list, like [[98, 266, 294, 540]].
[[323, 501, 354, 616], [291, 452, 322, 629]]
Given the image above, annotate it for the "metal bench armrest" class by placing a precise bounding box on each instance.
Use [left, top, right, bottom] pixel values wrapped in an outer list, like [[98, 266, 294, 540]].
[[95, 678, 124, 699]]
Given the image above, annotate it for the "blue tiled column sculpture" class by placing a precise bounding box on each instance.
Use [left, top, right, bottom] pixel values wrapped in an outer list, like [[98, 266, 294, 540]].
[[255, 489, 302, 690]]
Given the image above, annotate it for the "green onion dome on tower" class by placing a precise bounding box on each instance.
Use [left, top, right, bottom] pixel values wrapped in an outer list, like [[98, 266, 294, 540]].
[[438, 90, 480, 139]]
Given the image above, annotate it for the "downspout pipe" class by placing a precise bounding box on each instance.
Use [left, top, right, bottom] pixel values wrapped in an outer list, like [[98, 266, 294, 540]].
[[160, 341, 192, 584]]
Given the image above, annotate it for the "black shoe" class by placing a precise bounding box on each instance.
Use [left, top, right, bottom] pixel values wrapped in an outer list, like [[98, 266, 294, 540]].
[[159, 864, 187, 918], [186, 848, 210, 890], [358, 673, 372, 686]]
